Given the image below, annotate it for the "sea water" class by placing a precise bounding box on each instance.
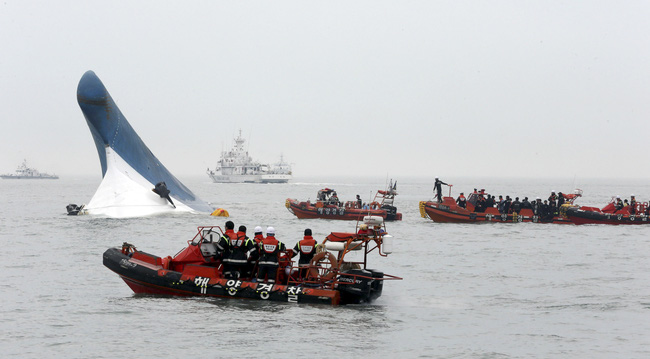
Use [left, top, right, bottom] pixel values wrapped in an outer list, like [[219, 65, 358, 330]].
[[1, 176, 649, 358]]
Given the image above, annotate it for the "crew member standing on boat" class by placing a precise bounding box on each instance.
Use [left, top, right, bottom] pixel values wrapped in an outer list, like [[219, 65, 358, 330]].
[[252, 226, 264, 245], [225, 226, 256, 279], [512, 197, 521, 213], [557, 192, 565, 209], [257, 227, 286, 283], [218, 221, 238, 274], [217, 221, 235, 263], [630, 195, 637, 214], [433, 177, 448, 203], [356, 195, 362, 209], [292, 228, 317, 279], [456, 193, 466, 208], [248, 226, 264, 276]]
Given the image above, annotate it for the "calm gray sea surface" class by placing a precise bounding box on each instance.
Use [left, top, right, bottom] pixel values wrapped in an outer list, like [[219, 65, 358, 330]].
[[1, 176, 649, 358]]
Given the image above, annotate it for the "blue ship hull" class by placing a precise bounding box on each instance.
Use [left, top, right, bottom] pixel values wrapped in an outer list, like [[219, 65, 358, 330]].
[[76, 71, 213, 215]]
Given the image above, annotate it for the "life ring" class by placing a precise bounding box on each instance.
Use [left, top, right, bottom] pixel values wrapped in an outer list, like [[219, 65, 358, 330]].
[[309, 251, 338, 281]]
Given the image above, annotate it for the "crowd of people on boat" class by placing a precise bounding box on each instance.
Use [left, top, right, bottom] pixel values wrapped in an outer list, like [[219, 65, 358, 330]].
[[214, 221, 318, 284], [433, 178, 584, 219], [466, 189, 570, 219], [434, 177, 645, 218], [315, 189, 382, 210]]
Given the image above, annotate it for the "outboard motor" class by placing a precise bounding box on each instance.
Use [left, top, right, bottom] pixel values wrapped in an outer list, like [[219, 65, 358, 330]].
[[152, 181, 176, 208], [337, 269, 375, 304], [382, 205, 398, 220], [66, 204, 84, 215]]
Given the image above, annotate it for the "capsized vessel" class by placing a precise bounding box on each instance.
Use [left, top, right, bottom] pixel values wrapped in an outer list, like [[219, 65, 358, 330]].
[[70, 71, 214, 217]]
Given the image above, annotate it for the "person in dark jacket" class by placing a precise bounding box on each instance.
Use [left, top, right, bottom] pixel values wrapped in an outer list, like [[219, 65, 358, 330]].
[[486, 195, 496, 208], [456, 193, 467, 208], [225, 226, 256, 279], [512, 197, 522, 213], [557, 192, 565, 208], [219, 221, 237, 276], [433, 177, 448, 203], [292, 228, 318, 279], [257, 227, 286, 283], [217, 221, 234, 262]]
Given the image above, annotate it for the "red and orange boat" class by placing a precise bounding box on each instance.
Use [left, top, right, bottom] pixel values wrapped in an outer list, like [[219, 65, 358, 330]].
[[103, 219, 400, 305], [563, 197, 650, 225], [420, 189, 582, 224], [286, 181, 402, 221]]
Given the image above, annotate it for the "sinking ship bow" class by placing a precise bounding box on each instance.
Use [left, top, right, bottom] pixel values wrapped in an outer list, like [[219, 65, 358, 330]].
[[74, 71, 213, 217]]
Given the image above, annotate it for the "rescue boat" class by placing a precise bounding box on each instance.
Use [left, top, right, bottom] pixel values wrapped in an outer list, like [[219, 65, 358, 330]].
[[103, 217, 401, 305], [419, 190, 582, 224], [285, 180, 402, 221], [562, 198, 650, 225]]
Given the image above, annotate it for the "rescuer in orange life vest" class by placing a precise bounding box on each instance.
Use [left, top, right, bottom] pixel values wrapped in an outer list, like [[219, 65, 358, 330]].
[[292, 228, 318, 278], [216, 221, 235, 262], [219, 221, 237, 276], [456, 193, 466, 208], [257, 226, 286, 283], [225, 225, 256, 279]]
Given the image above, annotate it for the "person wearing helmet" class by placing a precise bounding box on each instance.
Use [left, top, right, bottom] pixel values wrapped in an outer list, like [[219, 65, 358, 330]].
[[357, 223, 371, 235], [433, 177, 449, 203], [257, 226, 286, 283], [252, 226, 264, 245], [615, 196, 624, 211], [292, 228, 317, 279]]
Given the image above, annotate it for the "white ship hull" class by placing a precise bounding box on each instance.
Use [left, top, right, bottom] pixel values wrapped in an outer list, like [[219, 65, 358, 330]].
[[207, 130, 292, 184], [207, 173, 291, 184], [0, 175, 58, 179], [260, 174, 292, 183]]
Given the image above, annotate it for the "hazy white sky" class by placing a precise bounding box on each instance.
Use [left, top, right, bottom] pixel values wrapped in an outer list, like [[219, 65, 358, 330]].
[[1, 1, 649, 179]]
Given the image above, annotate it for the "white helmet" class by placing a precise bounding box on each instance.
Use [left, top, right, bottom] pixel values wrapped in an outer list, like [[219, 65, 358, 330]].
[[254, 226, 263, 233], [266, 226, 275, 235]]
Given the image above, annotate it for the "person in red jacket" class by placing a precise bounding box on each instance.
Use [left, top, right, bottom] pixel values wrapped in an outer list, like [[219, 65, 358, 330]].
[[257, 226, 286, 283], [292, 228, 317, 279]]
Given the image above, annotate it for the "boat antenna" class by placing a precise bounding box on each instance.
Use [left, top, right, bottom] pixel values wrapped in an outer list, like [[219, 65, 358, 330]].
[[246, 128, 251, 153]]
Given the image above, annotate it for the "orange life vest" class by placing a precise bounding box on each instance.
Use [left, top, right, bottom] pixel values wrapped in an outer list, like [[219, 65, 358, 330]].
[[298, 236, 316, 255], [261, 236, 279, 254]]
